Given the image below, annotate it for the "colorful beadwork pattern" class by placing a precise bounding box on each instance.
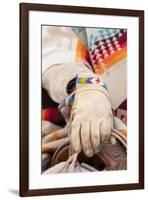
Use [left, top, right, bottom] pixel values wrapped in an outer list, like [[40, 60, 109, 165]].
[[76, 76, 107, 89], [77, 77, 100, 84], [66, 94, 74, 106], [66, 77, 108, 106]]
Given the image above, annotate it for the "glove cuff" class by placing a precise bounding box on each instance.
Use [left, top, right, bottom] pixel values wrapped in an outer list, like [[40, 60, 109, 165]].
[[76, 73, 108, 93], [66, 74, 109, 106], [42, 62, 92, 103]]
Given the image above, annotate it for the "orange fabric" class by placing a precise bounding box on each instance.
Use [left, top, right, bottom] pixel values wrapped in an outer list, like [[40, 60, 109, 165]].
[[104, 47, 127, 68], [119, 129, 127, 136], [42, 109, 47, 120], [76, 40, 89, 61], [96, 47, 127, 75]]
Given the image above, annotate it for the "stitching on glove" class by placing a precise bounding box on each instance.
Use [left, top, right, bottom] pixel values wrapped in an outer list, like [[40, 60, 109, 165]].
[[66, 76, 109, 107], [66, 88, 109, 107]]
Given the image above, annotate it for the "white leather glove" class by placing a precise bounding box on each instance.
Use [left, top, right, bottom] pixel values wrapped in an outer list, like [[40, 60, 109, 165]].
[[68, 73, 113, 157], [42, 62, 91, 103]]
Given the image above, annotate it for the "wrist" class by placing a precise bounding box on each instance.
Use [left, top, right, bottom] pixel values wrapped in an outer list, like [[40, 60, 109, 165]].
[[66, 78, 76, 94]]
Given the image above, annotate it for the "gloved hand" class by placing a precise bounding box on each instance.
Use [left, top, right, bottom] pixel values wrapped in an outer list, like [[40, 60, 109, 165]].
[[42, 62, 91, 103], [68, 73, 113, 157]]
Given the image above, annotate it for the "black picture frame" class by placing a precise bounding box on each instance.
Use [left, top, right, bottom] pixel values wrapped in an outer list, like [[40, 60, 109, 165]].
[[20, 3, 144, 197]]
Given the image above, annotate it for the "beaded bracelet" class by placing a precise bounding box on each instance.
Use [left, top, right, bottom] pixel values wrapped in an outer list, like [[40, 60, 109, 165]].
[[66, 76, 108, 107]]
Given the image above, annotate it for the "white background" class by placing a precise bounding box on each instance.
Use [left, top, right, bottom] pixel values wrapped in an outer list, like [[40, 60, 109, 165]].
[[0, 0, 147, 199]]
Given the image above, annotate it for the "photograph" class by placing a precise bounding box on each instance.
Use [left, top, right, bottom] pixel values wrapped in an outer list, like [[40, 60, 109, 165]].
[[41, 26, 127, 174]]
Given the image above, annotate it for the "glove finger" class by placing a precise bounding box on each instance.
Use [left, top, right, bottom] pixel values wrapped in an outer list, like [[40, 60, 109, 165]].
[[90, 121, 101, 154], [70, 122, 81, 153], [81, 121, 94, 157], [100, 115, 113, 143]]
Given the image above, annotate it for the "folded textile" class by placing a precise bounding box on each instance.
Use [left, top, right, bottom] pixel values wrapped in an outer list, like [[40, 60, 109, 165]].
[[42, 120, 62, 137], [42, 108, 65, 126], [42, 137, 69, 153], [86, 28, 127, 74], [42, 126, 68, 144]]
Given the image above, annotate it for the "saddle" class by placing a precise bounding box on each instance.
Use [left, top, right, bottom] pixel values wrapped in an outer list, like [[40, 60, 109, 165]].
[[43, 129, 127, 174]]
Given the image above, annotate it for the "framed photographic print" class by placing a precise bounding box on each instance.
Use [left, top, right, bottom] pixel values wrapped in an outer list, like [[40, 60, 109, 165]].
[[20, 3, 144, 197]]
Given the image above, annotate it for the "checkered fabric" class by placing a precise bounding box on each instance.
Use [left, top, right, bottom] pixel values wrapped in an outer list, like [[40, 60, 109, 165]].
[[88, 29, 127, 74], [89, 29, 121, 48]]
